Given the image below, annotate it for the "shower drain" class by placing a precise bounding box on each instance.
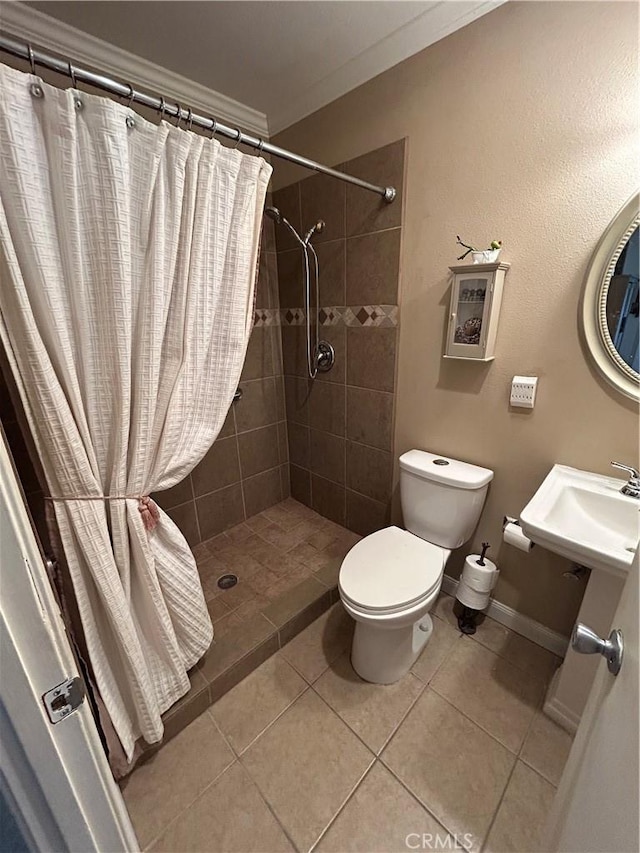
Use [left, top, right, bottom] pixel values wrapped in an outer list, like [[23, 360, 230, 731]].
[[217, 574, 238, 590]]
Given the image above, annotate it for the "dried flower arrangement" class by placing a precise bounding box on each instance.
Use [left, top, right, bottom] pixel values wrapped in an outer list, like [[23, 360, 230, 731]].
[[456, 236, 503, 262]]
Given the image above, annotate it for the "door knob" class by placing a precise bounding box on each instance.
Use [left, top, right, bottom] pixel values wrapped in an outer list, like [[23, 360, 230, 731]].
[[571, 623, 624, 675]]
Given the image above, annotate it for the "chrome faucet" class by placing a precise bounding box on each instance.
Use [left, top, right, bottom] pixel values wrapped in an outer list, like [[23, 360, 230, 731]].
[[611, 462, 640, 499]]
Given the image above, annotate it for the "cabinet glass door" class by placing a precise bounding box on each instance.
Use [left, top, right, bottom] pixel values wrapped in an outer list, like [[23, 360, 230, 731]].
[[453, 277, 487, 347]]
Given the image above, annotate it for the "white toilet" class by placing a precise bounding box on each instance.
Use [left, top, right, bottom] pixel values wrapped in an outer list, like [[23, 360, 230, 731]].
[[339, 449, 493, 684]]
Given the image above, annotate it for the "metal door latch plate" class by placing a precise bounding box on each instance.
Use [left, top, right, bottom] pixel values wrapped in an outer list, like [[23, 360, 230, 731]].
[[42, 676, 85, 723]]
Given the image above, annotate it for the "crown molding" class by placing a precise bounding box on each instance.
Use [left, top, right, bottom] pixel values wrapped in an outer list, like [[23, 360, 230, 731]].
[[0, 2, 269, 138], [269, 0, 506, 135]]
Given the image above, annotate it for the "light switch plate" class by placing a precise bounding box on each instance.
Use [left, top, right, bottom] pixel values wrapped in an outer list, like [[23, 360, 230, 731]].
[[510, 375, 538, 408]]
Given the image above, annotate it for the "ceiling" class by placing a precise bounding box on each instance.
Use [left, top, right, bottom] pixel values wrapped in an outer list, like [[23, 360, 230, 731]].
[[25, 1, 504, 134]]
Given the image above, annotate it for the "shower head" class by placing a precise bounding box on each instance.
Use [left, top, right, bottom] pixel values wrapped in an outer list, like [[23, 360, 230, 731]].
[[264, 206, 282, 224], [264, 205, 306, 246], [265, 206, 324, 247]]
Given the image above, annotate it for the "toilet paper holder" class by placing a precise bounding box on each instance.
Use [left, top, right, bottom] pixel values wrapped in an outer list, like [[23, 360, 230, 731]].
[[502, 515, 536, 550]]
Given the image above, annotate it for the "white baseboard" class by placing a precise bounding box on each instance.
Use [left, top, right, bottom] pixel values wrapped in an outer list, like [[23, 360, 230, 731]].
[[441, 574, 569, 658], [542, 669, 580, 734]]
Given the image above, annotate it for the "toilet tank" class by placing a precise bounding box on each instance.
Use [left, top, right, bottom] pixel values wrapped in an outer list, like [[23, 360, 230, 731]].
[[399, 450, 493, 549]]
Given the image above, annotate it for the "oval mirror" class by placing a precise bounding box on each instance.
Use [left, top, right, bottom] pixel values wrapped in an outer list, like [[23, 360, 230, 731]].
[[581, 193, 640, 401]]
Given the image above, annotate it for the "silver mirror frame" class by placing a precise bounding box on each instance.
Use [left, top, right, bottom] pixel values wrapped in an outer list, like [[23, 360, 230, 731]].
[[581, 192, 640, 402]]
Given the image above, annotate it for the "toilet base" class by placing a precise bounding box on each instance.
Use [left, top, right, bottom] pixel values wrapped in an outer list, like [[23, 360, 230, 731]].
[[351, 614, 434, 684]]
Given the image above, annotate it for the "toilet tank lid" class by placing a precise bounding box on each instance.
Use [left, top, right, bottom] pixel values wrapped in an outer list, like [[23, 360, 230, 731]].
[[399, 450, 493, 489]]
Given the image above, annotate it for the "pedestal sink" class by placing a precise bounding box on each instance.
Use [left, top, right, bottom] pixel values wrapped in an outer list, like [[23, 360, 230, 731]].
[[520, 464, 639, 732]]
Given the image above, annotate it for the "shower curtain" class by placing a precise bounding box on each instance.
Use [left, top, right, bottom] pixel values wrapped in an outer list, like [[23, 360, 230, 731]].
[[0, 65, 272, 760]]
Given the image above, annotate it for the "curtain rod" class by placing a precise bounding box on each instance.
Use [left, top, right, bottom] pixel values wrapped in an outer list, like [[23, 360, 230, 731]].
[[0, 33, 397, 204]]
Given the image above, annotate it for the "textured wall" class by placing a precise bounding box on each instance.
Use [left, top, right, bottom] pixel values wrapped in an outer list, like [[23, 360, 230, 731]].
[[272, 0, 640, 635]]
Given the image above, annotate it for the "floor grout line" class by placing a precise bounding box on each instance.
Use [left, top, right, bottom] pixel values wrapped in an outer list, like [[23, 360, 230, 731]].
[[209, 696, 303, 852], [235, 750, 302, 853], [217, 682, 312, 760], [438, 593, 561, 679], [476, 676, 552, 852], [427, 681, 535, 758], [304, 684, 385, 769], [379, 758, 468, 848], [140, 749, 238, 851], [309, 660, 429, 760], [478, 756, 519, 853], [369, 673, 428, 755], [307, 754, 377, 853], [135, 561, 558, 853], [467, 633, 560, 682], [515, 753, 560, 791], [278, 620, 346, 686]]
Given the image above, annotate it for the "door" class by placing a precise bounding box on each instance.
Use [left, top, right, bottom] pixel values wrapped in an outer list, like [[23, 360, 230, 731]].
[[0, 435, 138, 851], [544, 554, 639, 852]]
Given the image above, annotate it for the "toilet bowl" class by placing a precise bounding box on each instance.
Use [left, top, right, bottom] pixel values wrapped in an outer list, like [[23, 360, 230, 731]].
[[339, 449, 493, 684], [340, 526, 450, 683]]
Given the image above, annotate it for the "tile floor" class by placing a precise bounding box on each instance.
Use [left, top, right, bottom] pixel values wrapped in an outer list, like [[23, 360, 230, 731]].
[[193, 498, 361, 637], [138, 499, 359, 760], [123, 594, 573, 853]]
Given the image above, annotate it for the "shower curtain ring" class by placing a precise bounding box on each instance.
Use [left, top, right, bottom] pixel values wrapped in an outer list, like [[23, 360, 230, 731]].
[[186, 107, 193, 130], [68, 61, 77, 89], [158, 96, 166, 121], [27, 44, 36, 74], [257, 138, 264, 155], [233, 128, 242, 149], [174, 102, 182, 127], [209, 117, 218, 139], [126, 83, 135, 108]]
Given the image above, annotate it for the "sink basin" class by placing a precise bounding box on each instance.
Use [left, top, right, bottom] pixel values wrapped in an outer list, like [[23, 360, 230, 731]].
[[520, 465, 639, 576]]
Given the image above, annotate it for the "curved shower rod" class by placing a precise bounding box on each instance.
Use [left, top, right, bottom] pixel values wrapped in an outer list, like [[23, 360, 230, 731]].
[[0, 33, 397, 204]]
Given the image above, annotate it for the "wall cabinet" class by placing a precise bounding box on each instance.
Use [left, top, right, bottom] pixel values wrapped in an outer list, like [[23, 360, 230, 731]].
[[444, 262, 510, 361]]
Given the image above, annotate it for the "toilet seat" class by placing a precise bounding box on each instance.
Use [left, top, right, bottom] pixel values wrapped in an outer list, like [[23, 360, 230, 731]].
[[339, 526, 445, 616]]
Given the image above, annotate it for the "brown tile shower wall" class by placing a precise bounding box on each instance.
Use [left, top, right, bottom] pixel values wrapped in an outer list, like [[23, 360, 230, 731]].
[[153, 210, 290, 546], [274, 140, 405, 537]]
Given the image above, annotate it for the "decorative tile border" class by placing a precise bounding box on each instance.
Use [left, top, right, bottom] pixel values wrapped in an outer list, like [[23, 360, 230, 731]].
[[342, 305, 399, 327], [253, 306, 399, 328], [280, 308, 305, 326], [253, 308, 280, 327]]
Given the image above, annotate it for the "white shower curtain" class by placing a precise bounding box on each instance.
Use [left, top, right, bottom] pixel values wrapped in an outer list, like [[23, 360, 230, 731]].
[[0, 66, 272, 759]]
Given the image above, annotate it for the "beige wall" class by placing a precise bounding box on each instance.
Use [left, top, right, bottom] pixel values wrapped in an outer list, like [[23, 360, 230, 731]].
[[273, 0, 640, 635]]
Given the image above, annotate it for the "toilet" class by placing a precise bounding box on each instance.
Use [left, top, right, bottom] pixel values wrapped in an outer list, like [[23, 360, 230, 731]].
[[339, 449, 493, 684]]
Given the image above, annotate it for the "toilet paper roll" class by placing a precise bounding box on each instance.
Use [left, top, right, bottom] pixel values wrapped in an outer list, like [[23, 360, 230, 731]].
[[461, 556, 499, 593], [456, 582, 491, 611], [503, 522, 534, 552]]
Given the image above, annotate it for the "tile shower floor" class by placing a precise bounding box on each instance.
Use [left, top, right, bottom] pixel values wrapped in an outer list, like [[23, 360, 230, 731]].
[[123, 591, 572, 853], [193, 499, 360, 638]]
